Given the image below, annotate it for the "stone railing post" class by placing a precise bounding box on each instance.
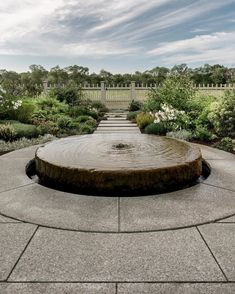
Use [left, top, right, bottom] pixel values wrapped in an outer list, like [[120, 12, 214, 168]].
[[43, 80, 48, 94], [130, 81, 136, 100], [101, 81, 106, 105]]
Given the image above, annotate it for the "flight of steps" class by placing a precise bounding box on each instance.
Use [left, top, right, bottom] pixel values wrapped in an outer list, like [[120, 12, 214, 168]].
[[94, 111, 140, 134]]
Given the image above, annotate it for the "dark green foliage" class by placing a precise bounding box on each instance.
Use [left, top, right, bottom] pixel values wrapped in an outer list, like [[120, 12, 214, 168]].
[[79, 123, 95, 134], [13, 99, 37, 123], [208, 91, 235, 136], [129, 100, 142, 111], [57, 116, 73, 129], [127, 111, 141, 121], [76, 115, 96, 124], [91, 101, 109, 113], [68, 106, 98, 120], [193, 125, 213, 142], [49, 84, 84, 106], [144, 123, 167, 135]]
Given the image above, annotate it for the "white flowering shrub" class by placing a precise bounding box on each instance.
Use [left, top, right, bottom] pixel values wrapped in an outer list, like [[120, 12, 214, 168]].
[[150, 103, 185, 124], [0, 85, 23, 116]]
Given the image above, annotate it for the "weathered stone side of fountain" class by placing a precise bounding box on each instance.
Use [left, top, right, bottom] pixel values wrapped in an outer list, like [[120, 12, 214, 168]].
[[35, 134, 202, 195]]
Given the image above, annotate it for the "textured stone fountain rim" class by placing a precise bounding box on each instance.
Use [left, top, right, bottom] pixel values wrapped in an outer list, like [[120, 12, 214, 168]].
[[35, 134, 202, 171], [34, 134, 202, 195]]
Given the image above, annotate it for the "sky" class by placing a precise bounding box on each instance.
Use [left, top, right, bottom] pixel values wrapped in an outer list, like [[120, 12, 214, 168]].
[[0, 0, 235, 73]]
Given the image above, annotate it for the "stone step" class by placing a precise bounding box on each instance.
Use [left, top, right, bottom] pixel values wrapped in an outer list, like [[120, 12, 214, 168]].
[[99, 124, 137, 127], [94, 130, 140, 134], [96, 126, 139, 130], [107, 117, 128, 121], [100, 120, 131, 124]]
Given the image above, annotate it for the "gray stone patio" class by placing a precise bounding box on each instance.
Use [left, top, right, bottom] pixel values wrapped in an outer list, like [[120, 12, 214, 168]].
[[0, 114, 235, 293]]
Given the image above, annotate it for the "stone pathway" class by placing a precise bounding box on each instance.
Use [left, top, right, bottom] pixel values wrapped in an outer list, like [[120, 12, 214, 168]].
[[94, 111, 140, 134], [0, 113, 235, 293]]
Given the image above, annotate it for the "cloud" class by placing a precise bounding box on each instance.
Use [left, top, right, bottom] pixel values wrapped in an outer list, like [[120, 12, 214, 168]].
[[147, 31, 235, 65], [0, 0, 235, 67]]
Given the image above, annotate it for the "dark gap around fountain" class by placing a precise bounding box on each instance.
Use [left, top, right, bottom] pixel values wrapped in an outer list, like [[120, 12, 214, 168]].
[[26, 159, 210, 197]]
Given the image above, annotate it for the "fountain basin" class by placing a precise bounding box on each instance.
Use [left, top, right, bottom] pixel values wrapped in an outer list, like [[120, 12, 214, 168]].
[[35, 134, 202, 195]]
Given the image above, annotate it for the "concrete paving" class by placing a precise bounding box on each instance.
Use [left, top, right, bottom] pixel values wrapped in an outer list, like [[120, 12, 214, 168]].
[[0, 114, 235, 292]]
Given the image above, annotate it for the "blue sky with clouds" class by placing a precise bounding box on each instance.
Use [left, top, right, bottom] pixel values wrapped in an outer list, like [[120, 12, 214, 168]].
[[0, 0, 235, 73]]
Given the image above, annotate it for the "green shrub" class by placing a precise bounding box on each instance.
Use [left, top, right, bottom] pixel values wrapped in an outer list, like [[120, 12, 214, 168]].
[[37, 121, 59, 135], [144, 123, 167, 135], [216, 137, 234, 152], [79, 123, 94, 134], [129, 100, 142, 111], [76, 115, 95, 123], [193, 125, 213, 142], [0, 124, 16, 141], [91, 101, 109, 113], [127, 111, 141, 121], [69, 106, 98, 119], [167, 130, 193, 141], [13, 99, 37, 123], [136, 112, 154, 129], [49, 84, 84, 106], [11, 122, 39, 139], [144, 75, 195, 112], [36, 96, 68, 115], [208, 91, 235, 136], [57, 116, 73, 129]]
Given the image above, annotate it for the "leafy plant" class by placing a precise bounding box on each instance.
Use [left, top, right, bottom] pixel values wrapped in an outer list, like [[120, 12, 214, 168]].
[[193, 125, 213, 142], [208, 91, 235, 136], [215, 137, 234, 152], [144, 122, 167, 135], [11, 122, 40, 139], [129, 100, 142, 111], [144, 74, 195, 112], [79, 123, 95, 134], [127, 111, 141, 121], [0, 124, 16, 141], [136, 112, 154, 129]]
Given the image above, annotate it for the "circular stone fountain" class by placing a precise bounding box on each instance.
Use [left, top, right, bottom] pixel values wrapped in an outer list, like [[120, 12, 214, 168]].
[[35, 134, 202, 195]]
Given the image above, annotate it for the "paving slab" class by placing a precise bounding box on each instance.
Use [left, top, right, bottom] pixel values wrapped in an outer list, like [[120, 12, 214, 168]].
[[203, 159, 235, 191], [0, 184, 118, 231], [219, 215, 235, 222], [192, 144, 235, 160], [0, 215, 20, 223], [0, 158, 33, 193], [0, 145, 40, 159], [0, 224, 36, 281], [9, 227, 224, 282], [118, 283, 235, 294], [0, 283, 115, 294], [199, 223, 235, 281], [120, 184, 235, 232]]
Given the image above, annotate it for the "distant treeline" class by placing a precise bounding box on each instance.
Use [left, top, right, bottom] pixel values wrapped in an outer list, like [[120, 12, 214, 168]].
[[1, 63, 235, 96]]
